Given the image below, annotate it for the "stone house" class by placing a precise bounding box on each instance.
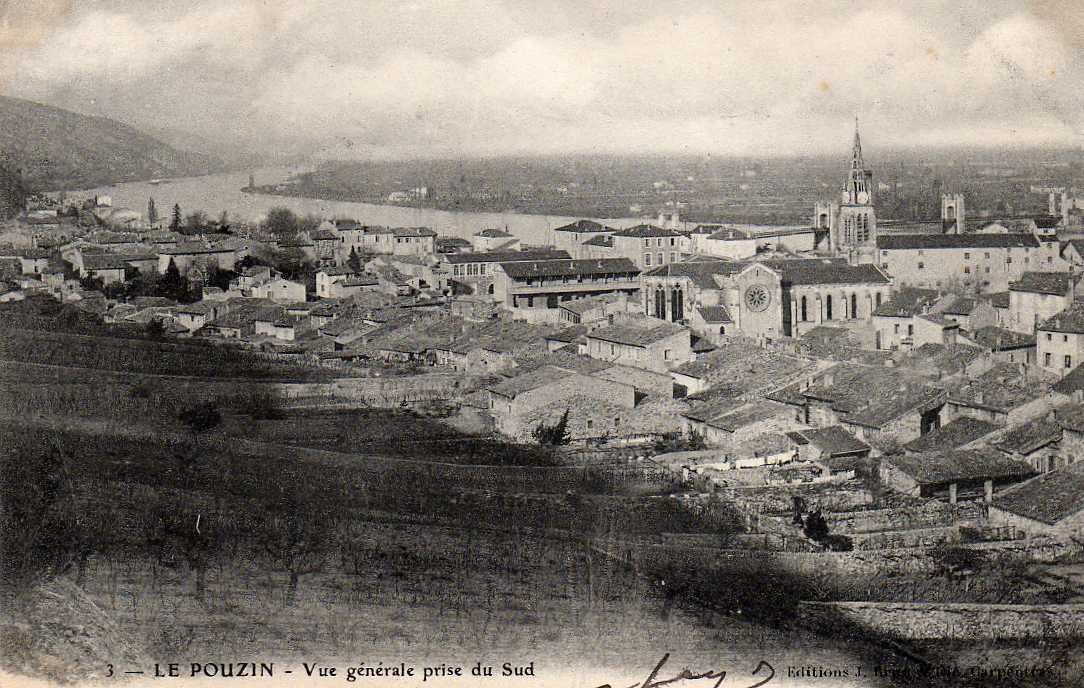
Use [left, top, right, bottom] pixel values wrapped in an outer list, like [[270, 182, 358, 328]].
[[988, 468, 1084, 537], [1007, 271, 1078, 335], [881, 449, 1035, 503], [584, 316, 691, 373]]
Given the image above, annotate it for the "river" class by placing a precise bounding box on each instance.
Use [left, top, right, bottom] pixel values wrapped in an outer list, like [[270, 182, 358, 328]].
[[67, 168, 644, 246]]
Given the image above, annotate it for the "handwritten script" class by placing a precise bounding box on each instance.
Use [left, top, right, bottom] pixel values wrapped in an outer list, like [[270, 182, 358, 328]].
[[595, 653, 774, 688]]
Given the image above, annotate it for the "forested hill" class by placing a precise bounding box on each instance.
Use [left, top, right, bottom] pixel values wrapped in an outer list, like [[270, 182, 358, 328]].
[[0, 96, 221, 192]]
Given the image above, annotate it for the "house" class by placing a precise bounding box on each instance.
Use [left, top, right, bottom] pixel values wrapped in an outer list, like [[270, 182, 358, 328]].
[[699, 227, 758, 260], [939, 295, 997, 332], [682, 398, 797, 449], [871, 287, 942, 351], [492, 258, 641, 321], [902, 416, 1000, 453], [880, 449, 1035, 503], [436, 236, 472, 254], [551, 219, 617, 258], [158, 242, 241, 276], [583, 316, 691, 373], [390, 227, 436, 256], [946, 363, 1055, 426], [174, 302, 228, 333], [786, 425, 871, 477], [557, 293, 636, 326], [992, 416, 1064, 474], [310, 228, 341, 263], [608, 224, 686, 270], [798, 364, 946, 445], [988, 468, 1084, 536], [317, 266, 366, 298], [472, 228, 520, 252], [486, 365, 635, 440], [80, 253, 131, 285], [1007, 271, 1077, 334], [687, 305, 734, 344], [1037, 303, 1084, 378], [440, 249, 571, 298], [875, 233, 1048, 293], [251, 277, 306, 304], [960, 326, 1036, 365], [669, 344, 814, 399]]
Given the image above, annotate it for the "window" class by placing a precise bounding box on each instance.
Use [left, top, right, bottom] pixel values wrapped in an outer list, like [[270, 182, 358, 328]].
[[964, 252, 970, 260], [850, 293, 857, 319], [985, 267, 990, 274], [876, 293, 882, 307], [527, 296, 534, 308], [881, 263, 888, 269], [657, 253, 664, 265], [881, 250, 888, 256], [644, 253, 652, 266], [1007, 257, 1013, 264], [918, 250, 924, 256], [664, 349, 672, 360], [657, 238, 663, 247], [614, 417, 620, 426], [985, 252, 991, 259], [1045, 352, 1052, 366], [1047, 333, 1053, 341], [800, 295, 808, 321], [908, 324, 914, 336], [1066, 355, 1073, 369], [586, 420, 593, 430], [826, 295, 833, 320], [669, 237, 676, 246], [609, 344, 615, 355], [670, 252, 677, 262], [1048, 256, 1054, 263], [1065, 335, 1069, 343], [918, 262, 924, 270], [480, 263, 486, 274], [963, 266, 970, 274], [894, 323, 900, 334], [643, 239, 650, 248], [1025, 257, 1030, 264]]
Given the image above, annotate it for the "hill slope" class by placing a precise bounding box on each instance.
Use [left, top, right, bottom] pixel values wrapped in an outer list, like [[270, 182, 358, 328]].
[[0, 96, 221, 191]]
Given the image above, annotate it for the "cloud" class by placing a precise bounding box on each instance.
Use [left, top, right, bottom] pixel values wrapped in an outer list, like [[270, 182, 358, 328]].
[[2, 1, 1080, 158]]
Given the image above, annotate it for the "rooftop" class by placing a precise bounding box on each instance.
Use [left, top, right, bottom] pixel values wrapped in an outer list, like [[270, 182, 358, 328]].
[[788, 425, 870, 457], [947, 363, 1042, 412], [993, 417, 1062, 456], [1038, 303, 1084, 335], [903, 417, 1000, 453], [988, 291, 1011, 309], [876, 233, 1040, 250], [872, 287, 941, 317], [967, 326, 1036, 351], [1053, 363, 1084, 395], [885, 448, 1034, 485], [500, 257, 639, 280], [696, 305, 732, 324], [487, 366, 574, 399], [587, 319, 686, 348], [611, 224, 684, 238], [442, 249, 571, 265], [764, 259, 889, 286], [475, 228, 514, 238], [992, 469, 1084, 525], [1009, 271, 1074, 296], [553, 219, 615, 234]]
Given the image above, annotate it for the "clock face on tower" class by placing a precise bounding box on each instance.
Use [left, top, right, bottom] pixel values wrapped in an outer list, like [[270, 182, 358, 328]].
[[857, 191, 869, 204], [744, 284, 771, 312]]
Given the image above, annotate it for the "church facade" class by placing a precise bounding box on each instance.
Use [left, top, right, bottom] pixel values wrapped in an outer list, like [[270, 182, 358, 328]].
[[814, 119, 877, 255]]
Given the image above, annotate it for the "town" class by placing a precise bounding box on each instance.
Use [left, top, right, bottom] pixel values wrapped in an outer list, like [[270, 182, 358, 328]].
[[3, 124, 1084, 685]]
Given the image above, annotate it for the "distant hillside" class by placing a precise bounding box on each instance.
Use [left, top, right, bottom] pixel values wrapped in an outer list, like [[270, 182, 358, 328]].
[[0, 162, 27, 219], [0, 96, 221, 192]]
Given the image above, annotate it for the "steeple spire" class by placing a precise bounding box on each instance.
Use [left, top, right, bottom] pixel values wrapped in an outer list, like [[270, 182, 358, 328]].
[[851, 115, 864, 170]]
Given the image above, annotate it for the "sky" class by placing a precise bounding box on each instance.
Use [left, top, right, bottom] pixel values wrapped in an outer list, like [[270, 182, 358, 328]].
[[1, 0, 1082, 161]]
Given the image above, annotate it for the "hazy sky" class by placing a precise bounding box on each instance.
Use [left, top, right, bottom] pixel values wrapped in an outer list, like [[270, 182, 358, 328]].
[[1, 0, 1082, 160]]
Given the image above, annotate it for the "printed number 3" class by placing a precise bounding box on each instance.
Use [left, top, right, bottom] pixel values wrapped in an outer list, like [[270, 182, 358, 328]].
[[107, 665, 114, 677]]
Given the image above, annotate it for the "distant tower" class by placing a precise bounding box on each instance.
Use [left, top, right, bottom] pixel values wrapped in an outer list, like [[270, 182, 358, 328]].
[[941, 192, 965, 234]]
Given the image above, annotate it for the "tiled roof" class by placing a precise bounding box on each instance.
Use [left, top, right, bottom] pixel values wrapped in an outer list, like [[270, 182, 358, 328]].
[[903, 417, 1000, 453], [642, 258, 742, 289], [311, 229, 339, 240], [789, 425, 870, 457], [560, 296, 615, 315], [487, 366, 574, 398], [1034, 215, 1061, 229], [1009, 271, 1073, 296], [393, 227, 436, 237], [1055, 403, 1084, 433], [553, 219, 614, 234], [1038, 303, 1084, 335], [1053, 364, 1084, 395], [885, 449, 1034, 485], [968, 326, 1035, 351], [611, 224, 684, 238], [442, 249, 570, 265], [475, 228, 514, 238], [707, 228, 753, 241], [587, 320, 686, 347], [766, 259, 889, 286], [988, 291, 1010, 309], [500, 258, 639, 279], [876, 233, 1040, 250], [992, 469, 1084, 525], [993, 418, 1062, 456], [942, 296, 979, 316], [705, 400, 786, 431], [546, 325, 588, 343], [872, 287, 941, 317], [582, 234, 614, 247], [696, 306, 732, 323], [161, 243, 237, 255], [82, 254, 131, 271]]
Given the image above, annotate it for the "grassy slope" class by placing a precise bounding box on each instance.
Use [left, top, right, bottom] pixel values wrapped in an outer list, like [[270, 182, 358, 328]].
[[0, 96, 220, 191]]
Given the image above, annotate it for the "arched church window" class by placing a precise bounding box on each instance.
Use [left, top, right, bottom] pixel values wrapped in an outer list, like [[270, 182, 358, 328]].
[[826, 295, 833, 320], [800, 295, 808, 321], [850, 293, 857, 319]]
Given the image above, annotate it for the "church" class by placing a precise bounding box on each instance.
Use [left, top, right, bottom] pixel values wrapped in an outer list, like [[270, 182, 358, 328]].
[[814, 118, 877, 256]]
